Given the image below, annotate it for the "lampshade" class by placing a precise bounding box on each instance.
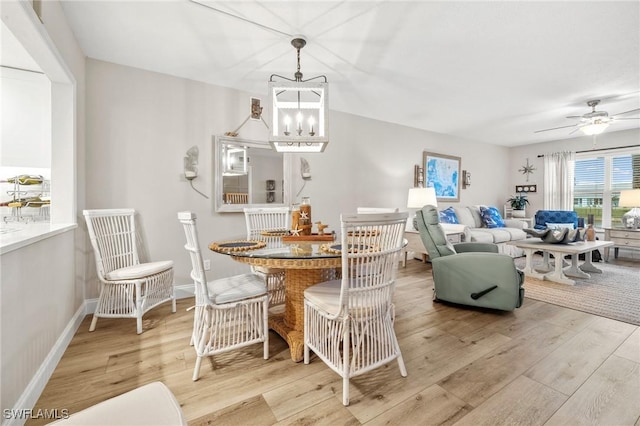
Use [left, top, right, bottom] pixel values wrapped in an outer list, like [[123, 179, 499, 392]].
[[268, 37, 329, 153], [407, 187, 438, 209], [619, 189, 640, 207], [580, 121, 609, 135]]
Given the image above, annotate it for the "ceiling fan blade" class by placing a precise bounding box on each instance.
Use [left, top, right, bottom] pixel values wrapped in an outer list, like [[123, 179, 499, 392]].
[[612, 108, 640, 116], [534, 124, 579, 133], [568, 127, 582, 135], [565, 115, 583, 119]]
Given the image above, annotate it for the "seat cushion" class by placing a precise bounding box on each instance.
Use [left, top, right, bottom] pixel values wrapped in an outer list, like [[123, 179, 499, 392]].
[[49, 382, 186, 425], [105, 260, 173, 280], [453, 207, 477, 228], [304, 279, 342, 315], [208, 273, 267, 304]]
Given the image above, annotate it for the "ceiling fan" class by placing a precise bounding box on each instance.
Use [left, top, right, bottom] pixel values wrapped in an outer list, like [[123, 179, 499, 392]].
[[535, 99, 640, 136]]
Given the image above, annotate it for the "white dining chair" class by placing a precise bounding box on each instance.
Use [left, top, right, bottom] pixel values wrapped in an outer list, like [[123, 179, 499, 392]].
[[357, 207, 408, 267], [304, 211, 409, 406], [83, 209, 176, 334], [178, 211, 269, 380], [244, 207, 290, 307]]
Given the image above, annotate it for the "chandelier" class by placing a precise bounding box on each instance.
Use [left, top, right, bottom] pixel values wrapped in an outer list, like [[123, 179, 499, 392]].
[[268, 37, 329, 153]]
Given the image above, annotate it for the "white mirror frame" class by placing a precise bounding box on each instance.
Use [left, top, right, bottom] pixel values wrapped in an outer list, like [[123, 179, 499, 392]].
[[214, 135, 292, 213]]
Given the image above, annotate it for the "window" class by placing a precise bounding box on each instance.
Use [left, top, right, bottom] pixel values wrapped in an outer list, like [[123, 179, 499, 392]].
[[574, 149, 640, 228]]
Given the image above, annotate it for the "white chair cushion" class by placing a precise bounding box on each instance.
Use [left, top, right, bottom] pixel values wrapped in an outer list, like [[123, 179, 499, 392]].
[[305, 279, 341, 315], [208, 273, 267, 304], [49, 381, 186, 425], [105, 260, 173, 280]]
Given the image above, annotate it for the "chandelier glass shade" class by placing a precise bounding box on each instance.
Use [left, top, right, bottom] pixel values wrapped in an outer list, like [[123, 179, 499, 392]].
[[268, 37, 329, 153]]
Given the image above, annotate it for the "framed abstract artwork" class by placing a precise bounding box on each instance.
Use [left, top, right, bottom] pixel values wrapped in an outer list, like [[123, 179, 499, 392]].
[[423, 151, 461, 202]]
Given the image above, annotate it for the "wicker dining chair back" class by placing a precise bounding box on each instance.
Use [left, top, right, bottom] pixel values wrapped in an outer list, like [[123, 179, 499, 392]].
[[178, 211, 269, 380], [83, 209, 176, 334], [304, 211, 409, 406], [244, 207, 290, 307]]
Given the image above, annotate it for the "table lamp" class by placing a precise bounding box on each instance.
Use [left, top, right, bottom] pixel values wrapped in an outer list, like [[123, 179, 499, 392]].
[[619, 189, 640, 230], [407, 187, 438, 230]]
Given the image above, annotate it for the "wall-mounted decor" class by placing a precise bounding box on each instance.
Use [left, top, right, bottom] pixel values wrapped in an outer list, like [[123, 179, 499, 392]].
[[423, 151, 461, 202], [518, 158, 536, 182], [413, 164, 424, 187], [515, 185, 537, 193], [462, 170, 471, 188]]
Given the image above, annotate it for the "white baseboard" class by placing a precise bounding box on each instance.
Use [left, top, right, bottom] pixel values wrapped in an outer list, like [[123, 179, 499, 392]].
[[5, 283, 196, 426], [4, 304, 85, 426]]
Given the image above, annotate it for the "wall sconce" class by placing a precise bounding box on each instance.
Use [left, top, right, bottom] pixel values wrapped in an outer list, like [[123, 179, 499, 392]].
[[462, 170, 471, 188], [184, 146, 208, 199], [414, 165, 424, 187]]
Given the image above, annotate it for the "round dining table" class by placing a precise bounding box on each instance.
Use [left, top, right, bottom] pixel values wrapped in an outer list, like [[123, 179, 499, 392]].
[[209, 238, 341, 362]]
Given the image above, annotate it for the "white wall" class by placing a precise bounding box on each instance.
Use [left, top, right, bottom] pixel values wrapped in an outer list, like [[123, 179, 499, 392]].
[[508, 128, 640, 215], [0, 68, 51, 168], [84, 59, 513, 296]]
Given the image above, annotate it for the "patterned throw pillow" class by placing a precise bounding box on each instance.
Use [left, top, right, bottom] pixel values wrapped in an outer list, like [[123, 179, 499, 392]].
[[438, 206, 459, 224], [479, 206, 505, 228]]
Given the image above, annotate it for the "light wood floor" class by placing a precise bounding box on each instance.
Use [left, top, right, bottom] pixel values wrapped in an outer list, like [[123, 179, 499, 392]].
[[29, 258, 640, 426]]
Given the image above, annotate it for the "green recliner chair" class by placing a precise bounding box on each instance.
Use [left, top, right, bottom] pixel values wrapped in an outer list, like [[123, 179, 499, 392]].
[[416, 205, 524, 311]]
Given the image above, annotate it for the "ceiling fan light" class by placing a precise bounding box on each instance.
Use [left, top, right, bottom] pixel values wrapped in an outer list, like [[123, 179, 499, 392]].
[[580, 122, 609, 135]]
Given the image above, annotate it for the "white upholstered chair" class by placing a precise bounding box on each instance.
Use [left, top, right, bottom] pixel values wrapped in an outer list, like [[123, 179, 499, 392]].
[[304, 211, 409, 405], [243, 207, 290, 307], [178, 211, 269, 380], [49, 382, 186, 425], [83, 209, 176, 334]]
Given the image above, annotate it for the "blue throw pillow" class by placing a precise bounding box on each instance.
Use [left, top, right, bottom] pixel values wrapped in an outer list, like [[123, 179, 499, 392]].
[[438, 206, 459, 224], [479, 206, 505, 228]]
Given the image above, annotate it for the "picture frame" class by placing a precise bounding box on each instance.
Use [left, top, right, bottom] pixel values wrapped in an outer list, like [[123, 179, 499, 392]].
[[423, 151, 461, 202]]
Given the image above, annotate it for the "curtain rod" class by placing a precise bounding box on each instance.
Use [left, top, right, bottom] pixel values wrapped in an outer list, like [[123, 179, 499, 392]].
[[537, 144, 640, 158]]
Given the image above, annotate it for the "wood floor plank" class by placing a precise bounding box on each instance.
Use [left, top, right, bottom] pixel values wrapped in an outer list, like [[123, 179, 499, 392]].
[[544, 355, 640, 426], [451, 375, 567, 426], [524, 316, 636, 395], [274, 396, 360, 425], [437, 321, 576, 407], [614, 328, 640, 364], [190, 395, 277, 426], [365, 384, 472, 426], [345, 329, 511, 423]]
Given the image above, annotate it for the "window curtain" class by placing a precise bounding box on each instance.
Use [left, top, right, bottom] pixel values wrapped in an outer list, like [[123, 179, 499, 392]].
[[543, 151, 575, 210]]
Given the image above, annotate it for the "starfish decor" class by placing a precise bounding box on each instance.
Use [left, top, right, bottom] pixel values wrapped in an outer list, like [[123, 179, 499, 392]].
[[518, 158, 536, 182]]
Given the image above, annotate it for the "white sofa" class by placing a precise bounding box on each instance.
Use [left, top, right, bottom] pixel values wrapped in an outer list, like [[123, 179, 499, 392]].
[[442, 205, 527, 257]]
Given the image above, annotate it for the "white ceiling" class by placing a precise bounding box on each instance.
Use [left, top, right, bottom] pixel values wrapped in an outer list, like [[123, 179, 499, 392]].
[[25, 2, 640, 146]]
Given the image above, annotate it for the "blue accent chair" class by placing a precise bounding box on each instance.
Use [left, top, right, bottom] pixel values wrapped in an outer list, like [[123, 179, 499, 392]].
[[534, 210, 578, 230]]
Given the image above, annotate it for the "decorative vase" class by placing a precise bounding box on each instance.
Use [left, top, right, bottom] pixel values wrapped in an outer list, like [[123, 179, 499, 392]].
[[585, 224, 596, 242], [299, 197, 312, 235], [512, 209, 526, 218]]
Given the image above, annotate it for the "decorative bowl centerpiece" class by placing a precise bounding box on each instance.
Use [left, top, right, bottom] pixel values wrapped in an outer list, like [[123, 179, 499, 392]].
[[524, 227, 583, 244]]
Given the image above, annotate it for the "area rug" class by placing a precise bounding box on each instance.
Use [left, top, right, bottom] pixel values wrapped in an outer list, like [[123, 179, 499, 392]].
[[514, 256, 640, 326]]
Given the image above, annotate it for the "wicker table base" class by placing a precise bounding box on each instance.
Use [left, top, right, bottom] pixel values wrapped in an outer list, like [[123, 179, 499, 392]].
[[228, 255, 341, 362], [271, 268, 339, 362]]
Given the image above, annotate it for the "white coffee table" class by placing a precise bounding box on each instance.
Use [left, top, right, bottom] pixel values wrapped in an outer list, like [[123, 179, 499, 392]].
[[509, 239, 614, 285]]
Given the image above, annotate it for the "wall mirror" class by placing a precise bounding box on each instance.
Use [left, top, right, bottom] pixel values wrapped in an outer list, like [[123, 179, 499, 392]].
[[214, 135, 291, 213]]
